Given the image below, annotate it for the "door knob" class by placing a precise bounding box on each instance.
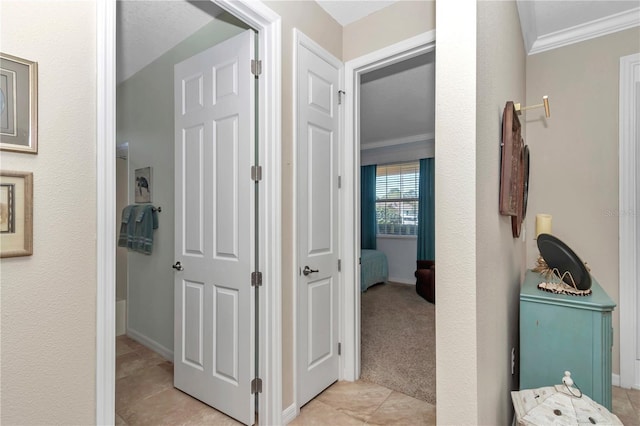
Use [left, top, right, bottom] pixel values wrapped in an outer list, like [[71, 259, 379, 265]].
[[172, 261, 184, 271], [302, 266, 319, 276]]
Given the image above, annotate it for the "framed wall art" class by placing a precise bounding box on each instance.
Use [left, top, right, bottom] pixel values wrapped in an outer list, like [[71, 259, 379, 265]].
[[0, 53, 38, 154], [135, 166, 152, 203], [0, 171, 33, 258]]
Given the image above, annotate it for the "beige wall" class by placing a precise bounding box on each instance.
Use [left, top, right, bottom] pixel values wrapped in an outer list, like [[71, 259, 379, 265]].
[[526, 27, 640, 377], [0, 2, 97, 424], [262, 0, 342, 410], [476, 2, 526, 424], [343, 0, 435, 62], [434, 0, 479, 423]]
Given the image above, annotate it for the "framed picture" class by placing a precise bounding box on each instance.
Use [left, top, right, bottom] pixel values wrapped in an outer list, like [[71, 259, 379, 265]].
[[135, 166, 152, 203], [0, 171, 33, 258], [0, 53, 38, 154]]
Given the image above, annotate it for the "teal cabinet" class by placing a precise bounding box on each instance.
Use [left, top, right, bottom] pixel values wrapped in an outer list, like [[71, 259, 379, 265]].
[[519, 270, 615, 410]]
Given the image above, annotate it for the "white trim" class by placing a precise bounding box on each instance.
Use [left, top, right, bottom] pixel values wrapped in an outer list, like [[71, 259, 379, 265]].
[[97, 1, 282, 425], [342, 30, 436, 382], [126, 327, 174, 361], [361, 132, 434, 151], [619, 52, 640, 390], [281, 403, 298, 425], [214, 2, 282, 424], [292, 27, 344, 410], [612, 373, 621, 387], [96, 1, 116, 424], [529, 7, 640, 55]]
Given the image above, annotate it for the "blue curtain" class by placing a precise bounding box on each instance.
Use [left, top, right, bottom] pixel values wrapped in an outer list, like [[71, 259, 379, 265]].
[[360, 165, 377, 250], [417, 158, 435, 260]]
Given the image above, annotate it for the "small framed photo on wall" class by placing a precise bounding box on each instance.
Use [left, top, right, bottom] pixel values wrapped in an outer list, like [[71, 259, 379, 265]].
[[0, 170, 33, 258], [0, 53, 38, 154], [135, 167, 152, 203]]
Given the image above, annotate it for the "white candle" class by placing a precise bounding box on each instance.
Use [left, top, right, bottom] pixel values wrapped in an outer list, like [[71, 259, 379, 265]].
[[535, 214, 552, 238]]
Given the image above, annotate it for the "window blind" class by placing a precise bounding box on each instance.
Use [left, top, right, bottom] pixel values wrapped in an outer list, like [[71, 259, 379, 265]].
[[375, 162, 419, 236]]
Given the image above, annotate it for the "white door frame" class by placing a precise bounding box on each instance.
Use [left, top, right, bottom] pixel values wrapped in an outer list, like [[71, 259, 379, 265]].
[[96, 1, 283, 424], [619, 52, 640, 390], [292, 28, 344, 415], [340, 31, 436, 381]]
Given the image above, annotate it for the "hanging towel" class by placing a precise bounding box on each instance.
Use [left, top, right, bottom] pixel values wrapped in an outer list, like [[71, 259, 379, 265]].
[[133, 204, 159, 255], [118, 204, 137, 248]]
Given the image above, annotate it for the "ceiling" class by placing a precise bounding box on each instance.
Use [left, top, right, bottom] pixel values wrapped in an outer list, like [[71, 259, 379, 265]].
[[117, 1, 639, 146], [117, 1, 223, 84], [315, 0, 399, 26], [360, 52, 435, 148]]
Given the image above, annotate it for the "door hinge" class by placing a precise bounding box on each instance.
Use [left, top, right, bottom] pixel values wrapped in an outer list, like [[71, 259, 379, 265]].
[[251, 59, 262, 77], [251, 271, 262, 287], [338, 176, 342, 188], [251, 165, 262, 182], [338, 342, 342, 355], [338, 90, 345, 105], [251, 377, 263, 394], [338, 259, 341, 272]]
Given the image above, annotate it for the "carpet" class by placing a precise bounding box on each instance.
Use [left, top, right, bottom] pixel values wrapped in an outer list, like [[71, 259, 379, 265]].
[[360, 282, 436, 405]]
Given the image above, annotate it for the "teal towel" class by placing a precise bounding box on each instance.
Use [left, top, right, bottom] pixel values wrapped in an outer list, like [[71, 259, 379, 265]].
[[133, 204, 159, 254], [118, 205, 137, 248]]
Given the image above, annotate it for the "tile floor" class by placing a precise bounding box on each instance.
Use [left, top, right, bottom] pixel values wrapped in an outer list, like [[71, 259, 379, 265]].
[[117, 335, 639, 425]]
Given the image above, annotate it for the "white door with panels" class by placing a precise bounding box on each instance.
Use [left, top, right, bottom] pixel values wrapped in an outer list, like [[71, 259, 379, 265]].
[[173, 29, 256, 425], [296, 32, 342, 407]]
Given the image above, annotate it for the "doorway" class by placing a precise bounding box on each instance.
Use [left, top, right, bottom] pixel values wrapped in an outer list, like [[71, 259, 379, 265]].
[[357, 49, 436, 404], [96, 1, 283, 424], [340, 30, 436, 384]]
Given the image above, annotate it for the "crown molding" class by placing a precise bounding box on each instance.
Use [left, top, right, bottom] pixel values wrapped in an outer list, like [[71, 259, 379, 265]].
[[360, 132, 434, 151], [529, 7, 640, 55]]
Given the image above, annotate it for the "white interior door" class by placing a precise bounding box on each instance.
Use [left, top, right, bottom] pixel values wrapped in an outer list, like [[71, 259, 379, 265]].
[[296, 33, 342, 407], [173, 29, 256, 425]]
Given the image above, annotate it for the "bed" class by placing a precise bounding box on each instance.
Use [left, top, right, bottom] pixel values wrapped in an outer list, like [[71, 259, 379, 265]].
[[360, 249, 389, 292]]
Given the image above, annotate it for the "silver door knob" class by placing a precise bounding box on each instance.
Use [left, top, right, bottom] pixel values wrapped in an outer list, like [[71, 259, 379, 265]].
[[302, 266, 319, 276], [172, 261, 184, 271]]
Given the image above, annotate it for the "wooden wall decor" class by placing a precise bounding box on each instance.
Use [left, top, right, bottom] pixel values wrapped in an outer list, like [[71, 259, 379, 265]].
[[499, 101, 529, 238]]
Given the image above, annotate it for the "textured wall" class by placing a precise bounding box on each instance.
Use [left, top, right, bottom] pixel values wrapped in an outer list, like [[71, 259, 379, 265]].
[[475, 2, 526, 424], [117, 15, 246, 355], [342, 1, 435, 62], [526, 27, 640, 377], [262, 0, 343, 410], [0, 2, 97, 423], [434, 0, 479, 423]]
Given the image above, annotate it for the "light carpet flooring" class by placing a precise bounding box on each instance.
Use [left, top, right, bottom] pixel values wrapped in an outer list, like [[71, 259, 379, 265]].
[[360, 282, 436, 405]]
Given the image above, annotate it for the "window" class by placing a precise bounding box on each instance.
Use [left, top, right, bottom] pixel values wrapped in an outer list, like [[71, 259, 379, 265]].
[[376, 162, 419, 236]]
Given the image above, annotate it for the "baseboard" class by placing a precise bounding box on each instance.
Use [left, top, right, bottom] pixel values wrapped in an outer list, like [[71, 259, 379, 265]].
[[388, 277, 415, 285], [612, 373, 620, 387], [281, 403, 297, 425], [126, 327, 174, 361]]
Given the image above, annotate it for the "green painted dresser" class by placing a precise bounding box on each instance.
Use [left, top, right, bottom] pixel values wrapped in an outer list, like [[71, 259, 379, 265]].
[[519, 270, 616, 411]]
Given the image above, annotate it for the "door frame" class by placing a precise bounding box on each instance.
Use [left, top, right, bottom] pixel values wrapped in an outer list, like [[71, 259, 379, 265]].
[[292, 28, 344, 416], [619, 52, 640, 390], [340, 30, 436, 381], [96, 1, 283, 424]]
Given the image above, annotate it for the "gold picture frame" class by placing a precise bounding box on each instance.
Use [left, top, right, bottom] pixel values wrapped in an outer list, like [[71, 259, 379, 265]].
[[0, 53, 38, 154], [0, 171, 33, 257]]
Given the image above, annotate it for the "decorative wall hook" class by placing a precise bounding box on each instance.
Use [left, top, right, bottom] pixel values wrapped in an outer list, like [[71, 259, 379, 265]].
[[515, 95, 550, 118]]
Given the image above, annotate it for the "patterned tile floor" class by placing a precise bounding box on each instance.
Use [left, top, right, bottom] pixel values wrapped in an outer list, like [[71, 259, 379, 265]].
[[116, 335, 639, 425]]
